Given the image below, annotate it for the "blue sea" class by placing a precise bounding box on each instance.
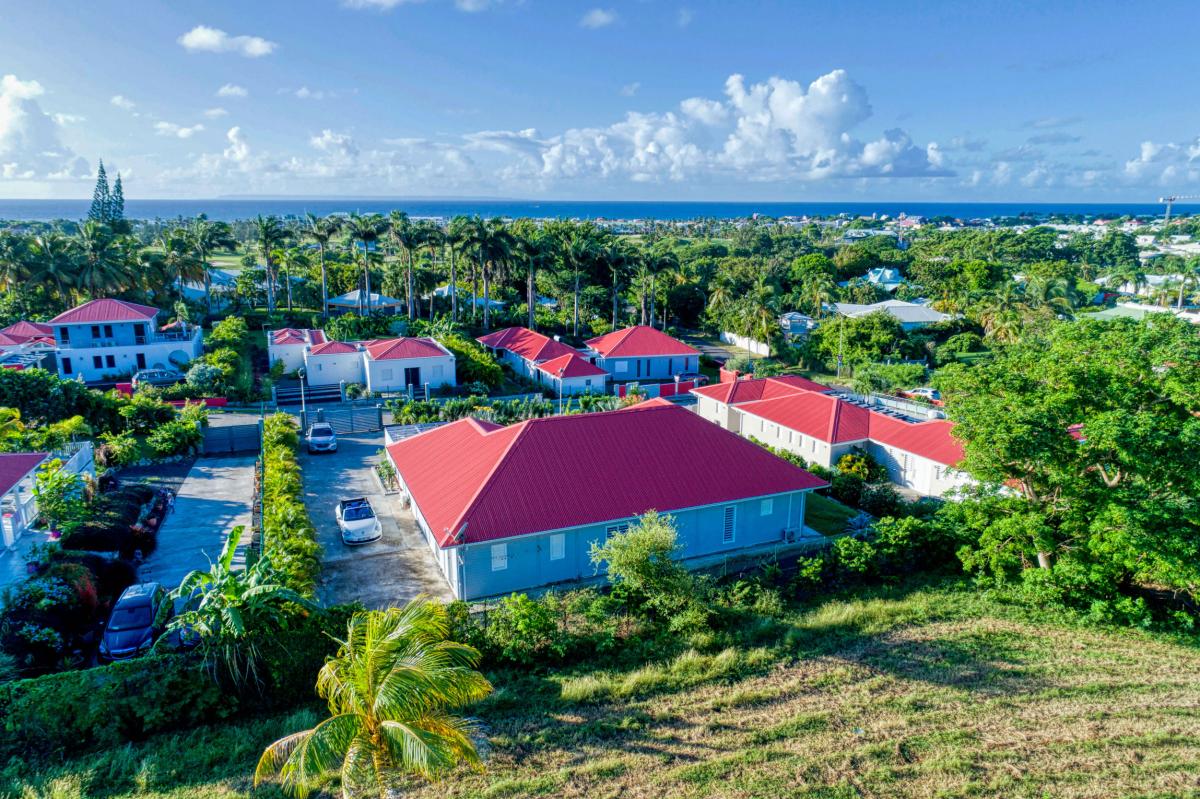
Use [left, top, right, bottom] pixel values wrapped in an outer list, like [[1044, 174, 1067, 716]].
[[0, 198, 1175, 223]]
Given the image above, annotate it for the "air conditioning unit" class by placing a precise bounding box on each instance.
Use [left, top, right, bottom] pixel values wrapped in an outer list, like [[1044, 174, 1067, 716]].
[[784, 528, 796, 543]]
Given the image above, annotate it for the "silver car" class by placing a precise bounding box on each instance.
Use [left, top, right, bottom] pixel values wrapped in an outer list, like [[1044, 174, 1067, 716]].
[[305, 423, 338, 453]]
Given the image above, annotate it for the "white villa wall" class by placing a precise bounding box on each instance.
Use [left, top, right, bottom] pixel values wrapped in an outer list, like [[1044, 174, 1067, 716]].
[[866, 441, 973, 498], [268, 343, 307, 373], [365, 355, 457, 393], [304, 350, 366, 387]]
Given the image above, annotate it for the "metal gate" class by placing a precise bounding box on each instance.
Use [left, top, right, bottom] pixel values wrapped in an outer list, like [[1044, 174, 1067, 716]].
[[201, 422, 263, 456], [301, 405, 383, 434]]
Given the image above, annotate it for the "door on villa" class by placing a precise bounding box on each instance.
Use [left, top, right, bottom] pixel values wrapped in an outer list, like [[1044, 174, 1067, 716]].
[[403, 367, 420, 388]]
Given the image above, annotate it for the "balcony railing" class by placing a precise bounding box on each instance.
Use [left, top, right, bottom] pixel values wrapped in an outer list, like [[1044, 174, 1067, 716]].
[[58, 329, 201, 350]]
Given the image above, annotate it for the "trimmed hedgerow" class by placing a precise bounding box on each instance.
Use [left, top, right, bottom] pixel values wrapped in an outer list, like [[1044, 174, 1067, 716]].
[[260, 414, 321, 595]]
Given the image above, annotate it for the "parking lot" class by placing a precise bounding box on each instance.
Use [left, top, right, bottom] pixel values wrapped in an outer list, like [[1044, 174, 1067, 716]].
[[299, 431, 453, 609]]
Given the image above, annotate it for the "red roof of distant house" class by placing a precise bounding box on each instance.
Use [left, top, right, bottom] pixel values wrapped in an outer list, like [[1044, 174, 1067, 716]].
[[386, 402, 826, 547], [536, 353, 607, 379], [271, 328, 306, 345], [477, 327, 577, 362], [585, 326, 699, 358], [0, 452, 49, 497], [737, 392, 872, 444], [0, 321, 53, 344], [691, 375, 830, 405], [365, 337, 448, 361], [308, 340, 359, 356], [0, 334, 23, 348], [48, 299, 159, 325]]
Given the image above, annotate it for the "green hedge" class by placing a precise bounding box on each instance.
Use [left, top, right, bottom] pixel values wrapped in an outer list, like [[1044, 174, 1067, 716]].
[[0, 604, 356, 759], [261, 414, 321, 595]]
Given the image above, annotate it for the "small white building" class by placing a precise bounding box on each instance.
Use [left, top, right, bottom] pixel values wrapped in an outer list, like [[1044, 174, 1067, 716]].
[[49, 299, 202, 383], [304, 341, 367, 387], [582, 326, 700, 384], [326, 290, 405, 316], [363, 338, 457, 393], [267, 328, 326, 373], [533, 353, 608, 396]]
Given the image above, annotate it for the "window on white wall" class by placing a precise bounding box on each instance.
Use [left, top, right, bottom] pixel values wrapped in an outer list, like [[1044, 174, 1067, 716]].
[[614, 361, 628, 373], [490, 543, 508, 571], [549, 534, 565, 561], [722, 506, 736, 543], [760, 498, 773, 516]]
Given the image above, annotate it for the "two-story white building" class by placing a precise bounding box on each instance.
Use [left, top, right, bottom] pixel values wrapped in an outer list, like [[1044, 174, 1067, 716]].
[[48, 300, 202, 383], [582, 326, 700, 384]]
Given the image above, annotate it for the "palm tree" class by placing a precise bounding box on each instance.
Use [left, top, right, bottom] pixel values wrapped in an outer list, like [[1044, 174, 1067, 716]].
[[514, 229, 554, 330], [604, 241, 635, 328], [415, 222, 445, 320], [255, 600, 492, 799], [471, 218, 515, 330], [187, 217, 236, 317], [561, 227, 600, 337], [976, 283, 1027, 344], [276, 245, 311, 313], [304, 214, 342, 322], [156, 227, 203, 302], [388, 212, 421, 320], [1105, 263, 1147, 297], [346, 213, 388, 315], [75, 221, 131, 300], [167, 529, 314, 687], [0, 231, 31, 294], [254, 215, 287, 313], [641, 249, 677, 327], [1023, 275, 1076, 318], [445, 216, 471, 323], [801, 272, 838, 319]]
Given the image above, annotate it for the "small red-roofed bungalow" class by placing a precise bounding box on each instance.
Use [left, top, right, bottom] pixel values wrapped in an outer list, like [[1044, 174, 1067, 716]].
[[476, 326, 605, 396], [267, 328, 326, 373], [583, 325, 699, 383], [1, 444, 95, 546], [534, 353, 607, 396], [363, 337, 456, 393], [692, 375, 972, 498], [303, 340, 365, 386], [48, 299, 202, 382], [386, 402, 828, 599]]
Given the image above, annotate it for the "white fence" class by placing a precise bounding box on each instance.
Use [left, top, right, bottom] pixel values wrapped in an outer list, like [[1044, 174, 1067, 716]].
[[720, 331, 771, 356]]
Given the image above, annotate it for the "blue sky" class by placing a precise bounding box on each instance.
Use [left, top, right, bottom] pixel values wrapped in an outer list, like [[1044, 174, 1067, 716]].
[[1, 0, 1198, 200]]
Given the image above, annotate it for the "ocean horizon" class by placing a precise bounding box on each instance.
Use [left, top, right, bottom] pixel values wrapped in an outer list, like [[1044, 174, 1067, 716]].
[[0, 198, 1178, 223]]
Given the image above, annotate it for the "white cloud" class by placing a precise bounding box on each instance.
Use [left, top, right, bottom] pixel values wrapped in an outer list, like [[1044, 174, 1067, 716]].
[[341, 0, 422, 8], [155, 121, 205, 139], [0, 74, 89, 180], [293, 87, 328, 100], [110, 94, 136, 110], [580, 8, 617, 28], [53, 112, 85, 126], [1123, 138, 1200, 184], [680, 96, 726, 126], [217, 84, 248, 98], [310, 129, 359, 157], [619, 82, 640, 97], [223, 126, 251, 163], [203, 107, 228, 118], [178, 25, 277, 58]]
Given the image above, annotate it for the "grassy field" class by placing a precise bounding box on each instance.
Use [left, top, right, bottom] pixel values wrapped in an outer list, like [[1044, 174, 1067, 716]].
[[804, 493, 859, 536], [7, 580, 1199, 799]]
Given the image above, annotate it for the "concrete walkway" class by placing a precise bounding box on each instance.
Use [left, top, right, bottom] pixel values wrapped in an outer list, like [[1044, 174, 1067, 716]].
[[138, 456, 256, 588]]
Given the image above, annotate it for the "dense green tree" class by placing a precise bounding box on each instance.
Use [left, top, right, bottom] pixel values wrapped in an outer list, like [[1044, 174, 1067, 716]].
[[87, 161, 111, 223]]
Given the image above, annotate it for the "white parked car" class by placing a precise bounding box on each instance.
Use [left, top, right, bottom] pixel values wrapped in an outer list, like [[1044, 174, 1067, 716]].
[[336, 497, 382, 545], [305, 423, 338, 454]]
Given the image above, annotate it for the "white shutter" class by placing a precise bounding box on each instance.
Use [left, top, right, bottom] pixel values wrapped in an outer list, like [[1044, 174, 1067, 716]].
[[760, 498, 773, 516], [490, 543, 508, 571], [722, 506, 736, 544], [549, 533, 565, 561]]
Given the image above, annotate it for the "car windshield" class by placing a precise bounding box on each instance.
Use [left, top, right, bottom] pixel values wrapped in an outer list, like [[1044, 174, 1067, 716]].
[[310, 428, 333, 438], [109, 605, 153, 631], [343, 505, 374, 521]]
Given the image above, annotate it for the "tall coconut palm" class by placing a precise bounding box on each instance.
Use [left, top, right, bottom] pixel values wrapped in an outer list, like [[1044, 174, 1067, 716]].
[[561, 227, 600, 337], [304, 214, 342, 321], [156, 227, 204, 302], [445, 216, 471, 323], [415, 221, 445, 320], [801, 272, 838, 319], [641, 249, 678, 327], [276, 246, 312, 313], [187, 217, 236, 317], [254, 215, 287, 313], [346, 213, 388, 315], [515, 230, 554, 330], [388, 212, 421, 320], [75, 221, 131, 300], [604, 241, 635, 329], [0, 231, 31, 294], [255, 600, 492, 799], [473, 218, 515, 330]]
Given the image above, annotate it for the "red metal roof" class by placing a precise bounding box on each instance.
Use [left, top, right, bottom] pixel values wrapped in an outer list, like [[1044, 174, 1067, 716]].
[[48, 299, 159, 325], [271, 328, 307, 345], [477, 327, 577, 362], [691, 375, 830, 405], [0, 321, 53, 343], [0, 452, 49, 497], [737, 392, 872, 444], [387, 403, 827, 547], [536, 353, 607, 378], [365, 337, 448, 361], [308, 340, 359, 356], [868, 415, 965, 466], [585, 326, 700, 358]]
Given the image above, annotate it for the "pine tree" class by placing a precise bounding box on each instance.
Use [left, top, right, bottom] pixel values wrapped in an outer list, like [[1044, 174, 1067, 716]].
[[88, 161, 111, 223], [109, 173, 125, 223]]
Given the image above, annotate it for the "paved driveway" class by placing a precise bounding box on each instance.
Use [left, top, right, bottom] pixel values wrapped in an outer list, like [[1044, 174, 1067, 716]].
[[300, 433, 453, 609], [138, 456, 256, 588]]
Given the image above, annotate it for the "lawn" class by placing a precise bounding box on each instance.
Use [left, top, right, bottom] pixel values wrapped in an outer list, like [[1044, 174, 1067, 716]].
[[7, 579, 1199, 799], [805, 493, 859, 536]]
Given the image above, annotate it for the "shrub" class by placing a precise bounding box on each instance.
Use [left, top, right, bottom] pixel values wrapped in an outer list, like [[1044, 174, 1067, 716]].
[[119, 393, 175, 434], [146, 419, 201, 458], [32, 459, 87, 533], [185, 362, 224, 394], [96, 430, 140, 467], [0, 368, 126, 433], [441, 334, 503, 388], [484, 593, 567, 665], [207, 316, 249, 349]]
